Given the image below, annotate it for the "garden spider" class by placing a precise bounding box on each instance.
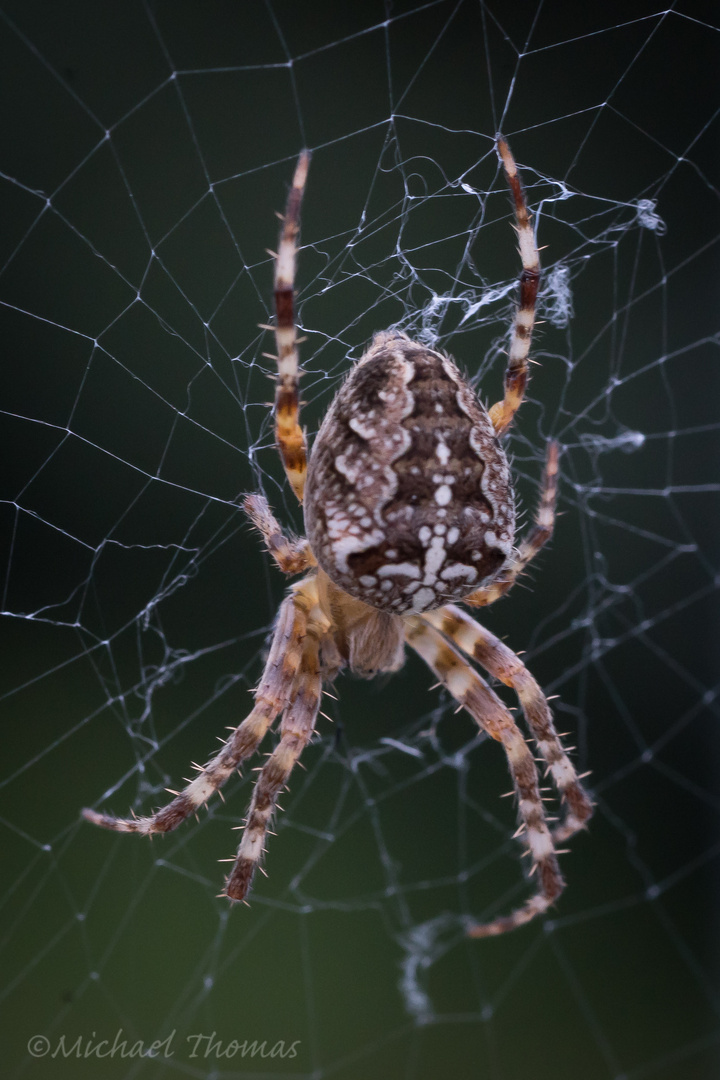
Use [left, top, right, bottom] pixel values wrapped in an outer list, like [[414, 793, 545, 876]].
[[84, 138, 593, 937]]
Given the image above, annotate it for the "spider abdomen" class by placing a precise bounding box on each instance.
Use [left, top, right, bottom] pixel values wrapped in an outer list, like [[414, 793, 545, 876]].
[[304, 333, 515, 614]]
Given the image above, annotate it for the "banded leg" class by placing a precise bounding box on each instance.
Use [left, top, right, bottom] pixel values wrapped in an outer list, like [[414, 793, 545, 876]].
[[489, 137, 540, 437], [244, 493, 316, 576], [464, 440, 558, 608], [225, 624, 322, 900], [273, 151, 311, 503], [424, 605, 593, 843], [82, 585, 314, 838], [405, 615, 564, 937]]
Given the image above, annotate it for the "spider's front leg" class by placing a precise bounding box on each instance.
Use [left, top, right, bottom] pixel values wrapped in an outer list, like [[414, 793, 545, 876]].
[[82, 584, 314, 839], [224, 617, 323, 901], [405, 615, 564, 937], [425, 605, 593, 843]]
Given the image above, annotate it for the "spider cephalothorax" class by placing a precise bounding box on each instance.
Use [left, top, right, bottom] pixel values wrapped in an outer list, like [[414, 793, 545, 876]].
[[84, 139, 593, 937]]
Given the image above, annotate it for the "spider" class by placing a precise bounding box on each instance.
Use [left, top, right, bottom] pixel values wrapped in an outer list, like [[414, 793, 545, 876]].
[[83, 138, 593, 937]]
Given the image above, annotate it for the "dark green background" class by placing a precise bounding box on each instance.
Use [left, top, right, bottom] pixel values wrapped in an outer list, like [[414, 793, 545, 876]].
[[1, 2, 718, 1078]]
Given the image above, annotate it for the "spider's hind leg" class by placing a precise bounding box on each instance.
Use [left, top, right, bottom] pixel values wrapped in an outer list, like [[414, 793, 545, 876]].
[[272, 151, 311, 504], [488, 136, 541, 438]]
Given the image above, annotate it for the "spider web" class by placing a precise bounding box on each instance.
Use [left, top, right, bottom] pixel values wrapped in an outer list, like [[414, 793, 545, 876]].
[[1, 1, 719, 1077]]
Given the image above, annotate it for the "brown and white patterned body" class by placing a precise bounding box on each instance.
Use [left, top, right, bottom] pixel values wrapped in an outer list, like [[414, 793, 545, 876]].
[[83, 139, 594, 939], [305, 332, 515, 615]]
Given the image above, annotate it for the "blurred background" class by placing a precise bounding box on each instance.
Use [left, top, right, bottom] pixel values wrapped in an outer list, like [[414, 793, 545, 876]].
[[1, 1, 718, 1077]]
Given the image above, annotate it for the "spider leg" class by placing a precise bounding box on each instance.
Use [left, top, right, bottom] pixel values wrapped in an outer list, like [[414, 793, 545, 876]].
[[464, 439, 558, 608], [224, 619, 322, 901], [82, 583, 314, 837], [273, 150, 311, 503], [488, 136, 540, 438], [243, 492, 316, 576], [404, 614, 564, 937], [423, 605, 593, 844]]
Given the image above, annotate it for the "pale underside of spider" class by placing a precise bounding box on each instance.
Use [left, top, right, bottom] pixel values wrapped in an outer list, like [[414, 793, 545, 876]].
[[84, 138, 593, 937]]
